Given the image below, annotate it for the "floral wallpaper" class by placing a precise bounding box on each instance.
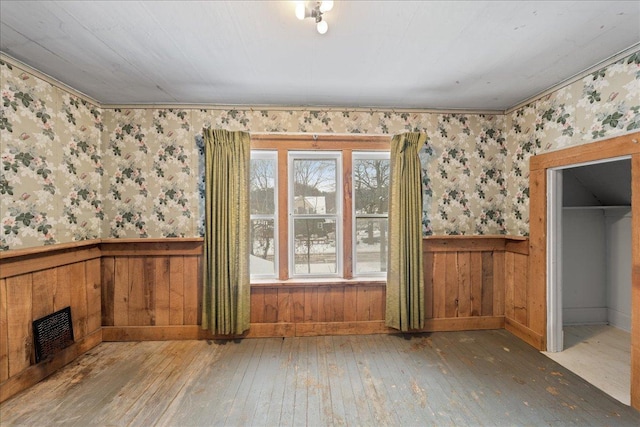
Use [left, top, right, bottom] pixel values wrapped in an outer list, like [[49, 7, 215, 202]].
[[0, 58, 103, 250], [101, 108, 197, 238], [505, 51, 640, 235], [1, 50, 638, 250], [100, 108, 506, 238]]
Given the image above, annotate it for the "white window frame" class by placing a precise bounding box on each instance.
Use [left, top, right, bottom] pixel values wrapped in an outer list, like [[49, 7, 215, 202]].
[[352, 151, 391, 278], [288, 151, 343, 278], [249, 150, 278, 279]]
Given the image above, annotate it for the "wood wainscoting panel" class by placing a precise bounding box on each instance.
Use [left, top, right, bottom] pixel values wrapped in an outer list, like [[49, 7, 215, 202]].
[[101, 256, 115, 326], [68, 262, 89, 341], [31, 270, 55, 323], [0, 329, 102, 403], [102, 236, 528, 338], [169, 256, 185, 325], [0, 279, 8, 383], [86, 258, 102, 334], [0, 241, 103, 403], [492, 251, 505, 316], [5, 274, 32, 377], [422, 237, 526, 325], [154, 257, 171, 326], [100, 241, 202, 329], [249, 283, 386, 326]]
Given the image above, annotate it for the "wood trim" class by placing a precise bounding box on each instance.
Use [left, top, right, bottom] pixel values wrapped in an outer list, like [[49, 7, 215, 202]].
[[424, 236, 527, 252], [251, 134, 391, 151], [100, 238, 203, 244], [0, 246, 101, 279], [102, 317, 506, 341], [342, 149, 354, 279], [103, 325, 205, 341], [423, 316, 505, 331], [294, 321, 393, 337], [99, 239, 203, 256], [0, 239, 203, 278], [261, 138, 391, 280], [0, 239, 101, 260], [530, 132, 640, 171], [0, 328, 102, 404], [250, 280, 386, 289], [102, 322, 393, 340], [504, 318, 545, 350], [277, 149, 289, 280], [527, 168, 547, 339], [245, 323, 297, 338], [505, 238, 529, 255], [528, 132, 640, 408], [632, 153, 640, 410]]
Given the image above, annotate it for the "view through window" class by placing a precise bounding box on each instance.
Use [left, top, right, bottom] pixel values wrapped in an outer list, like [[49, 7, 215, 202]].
[[249, 136, 390, 280]]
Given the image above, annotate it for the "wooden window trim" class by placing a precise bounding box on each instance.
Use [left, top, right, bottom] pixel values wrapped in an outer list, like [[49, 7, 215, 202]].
[[251, 134, 391, 281]]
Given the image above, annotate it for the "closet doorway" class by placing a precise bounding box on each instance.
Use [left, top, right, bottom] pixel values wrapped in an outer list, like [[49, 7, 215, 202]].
[[544, 158, 632, 405], [528, 131, 639, 409]]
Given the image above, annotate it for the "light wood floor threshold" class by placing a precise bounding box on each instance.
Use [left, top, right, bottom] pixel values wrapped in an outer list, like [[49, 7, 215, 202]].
[[542, 324, 631, 406]]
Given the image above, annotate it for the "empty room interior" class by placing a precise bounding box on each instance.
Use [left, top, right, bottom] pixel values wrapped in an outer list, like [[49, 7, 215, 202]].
[[0, 1, 639, 425]]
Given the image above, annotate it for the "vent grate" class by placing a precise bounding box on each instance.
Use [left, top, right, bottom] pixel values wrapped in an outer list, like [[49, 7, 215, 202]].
[[33, 307, 74, 363]]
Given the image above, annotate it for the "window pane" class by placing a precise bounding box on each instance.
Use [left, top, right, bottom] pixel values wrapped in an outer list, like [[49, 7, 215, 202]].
[[355, 218, 388, 274], [293, 218, 337, 275], [250, 158, 276, 215], [250, 219, 276, 276], [354, 158, 390, 215], [293, 159, 337, 214]]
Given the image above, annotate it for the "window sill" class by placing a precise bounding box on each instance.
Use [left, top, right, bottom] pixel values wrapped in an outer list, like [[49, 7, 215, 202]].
[[250, 277, 386, 288]]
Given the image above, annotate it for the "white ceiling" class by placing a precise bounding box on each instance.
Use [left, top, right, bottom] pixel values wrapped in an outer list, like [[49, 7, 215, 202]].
[[1, 1, 639, 110]]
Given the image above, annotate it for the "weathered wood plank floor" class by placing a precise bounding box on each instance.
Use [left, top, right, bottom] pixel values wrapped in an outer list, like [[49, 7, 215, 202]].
[[1, 330, 639, 426]]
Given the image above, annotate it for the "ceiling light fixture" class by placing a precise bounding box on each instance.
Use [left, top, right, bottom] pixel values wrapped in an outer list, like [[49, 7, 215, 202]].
[[295, 1, 334, 34]]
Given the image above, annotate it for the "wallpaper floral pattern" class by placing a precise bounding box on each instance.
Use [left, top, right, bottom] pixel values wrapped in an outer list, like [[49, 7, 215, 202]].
[[1, 59, 103, 250], [101, 108, 197, 238], [1, 50, 638, 250], [505, 52, 640, 235], [102, 109, 506, 238]]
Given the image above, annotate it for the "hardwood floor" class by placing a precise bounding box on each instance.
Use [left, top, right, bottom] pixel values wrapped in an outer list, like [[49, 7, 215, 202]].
[[542, 324, 631, 405], [1, 330, 639, 426]]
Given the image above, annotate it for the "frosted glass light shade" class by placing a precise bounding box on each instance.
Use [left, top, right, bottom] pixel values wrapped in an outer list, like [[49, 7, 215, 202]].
[[295, 2, 306, 20], [319, 1, 333, 12], [317, 20, 328, 34]]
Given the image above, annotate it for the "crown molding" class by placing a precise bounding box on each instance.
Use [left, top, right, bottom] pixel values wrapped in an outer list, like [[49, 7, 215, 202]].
[[0, 52, 101, 107], [505, 42, 640, 114], [4, 43, 638, 117], [100, 103, 503, 116]]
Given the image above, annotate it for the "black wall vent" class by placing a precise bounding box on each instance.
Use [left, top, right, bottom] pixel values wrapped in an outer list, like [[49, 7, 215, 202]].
[[33, 306, 74, 363]]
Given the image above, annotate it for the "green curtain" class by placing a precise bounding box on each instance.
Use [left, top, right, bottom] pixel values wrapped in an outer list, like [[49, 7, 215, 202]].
[[202, 128, 251, 335], [385, 132, 427, 331]]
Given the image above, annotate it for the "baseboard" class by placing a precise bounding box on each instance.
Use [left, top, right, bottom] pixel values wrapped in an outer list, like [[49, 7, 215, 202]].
[[607, 308, 631, 332], [563, 307, 608, 325], [103, 322, 392, 340], [422, 316, 504, 332], [294, 321, 394, 337], [505, 317, 545, 350], [103, 317, 506, 341], [0, 328, 102, 403]]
